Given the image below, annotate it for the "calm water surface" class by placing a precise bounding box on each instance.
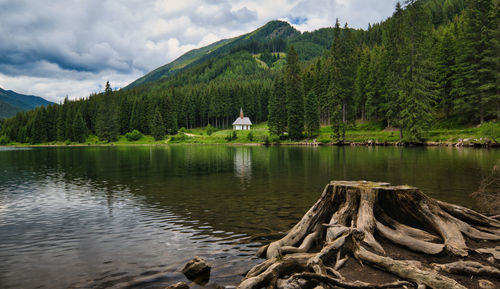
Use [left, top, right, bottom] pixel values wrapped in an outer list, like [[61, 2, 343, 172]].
[[0, 146, 499, 288]]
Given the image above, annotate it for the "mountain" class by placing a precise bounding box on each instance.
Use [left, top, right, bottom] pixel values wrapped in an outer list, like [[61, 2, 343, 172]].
[[0, 88, 53, 119], [126, 20, 310, 89]]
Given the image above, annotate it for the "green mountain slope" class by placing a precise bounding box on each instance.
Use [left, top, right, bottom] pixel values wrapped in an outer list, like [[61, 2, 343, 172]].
[[126, 20, 302, 89], [0, 88, 53, 119]]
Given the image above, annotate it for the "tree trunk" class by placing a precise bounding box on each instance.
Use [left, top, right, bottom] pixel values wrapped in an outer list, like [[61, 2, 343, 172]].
[[238, 181, 500, 289], [480, 96, 484, 124]]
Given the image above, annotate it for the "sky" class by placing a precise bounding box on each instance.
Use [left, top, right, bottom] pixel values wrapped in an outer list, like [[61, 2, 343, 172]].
[[0, 0, 399, 103]]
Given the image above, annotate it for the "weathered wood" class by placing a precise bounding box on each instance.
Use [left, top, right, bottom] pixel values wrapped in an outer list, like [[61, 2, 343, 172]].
[[437, 200, 500, 228], [355, 247, 466, 289], [285, 272, 414, 289], [432, 261, 500, 278], [238, 181, 500, 289], [375, 220, 445, 254]]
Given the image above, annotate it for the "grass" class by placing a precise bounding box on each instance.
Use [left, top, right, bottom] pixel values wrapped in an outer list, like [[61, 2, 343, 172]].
[[1, 122, 493, 147]]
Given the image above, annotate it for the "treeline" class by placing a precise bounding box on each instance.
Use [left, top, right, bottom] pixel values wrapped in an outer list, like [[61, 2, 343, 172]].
[[269, 0, 499, 141], [0, 78, 272, 143]]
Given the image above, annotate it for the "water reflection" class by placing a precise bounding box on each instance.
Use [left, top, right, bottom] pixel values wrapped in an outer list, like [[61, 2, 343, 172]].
[[0, 146, 499, 289], [234, 147, 252, 184]]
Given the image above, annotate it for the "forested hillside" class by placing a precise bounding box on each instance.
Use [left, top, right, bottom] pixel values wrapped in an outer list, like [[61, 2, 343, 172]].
[[0, 88, 53, 119], [0, 0, 498, 144]]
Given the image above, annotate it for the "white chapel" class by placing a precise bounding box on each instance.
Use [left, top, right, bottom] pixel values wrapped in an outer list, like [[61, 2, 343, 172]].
[[232, 108, 252, 130]]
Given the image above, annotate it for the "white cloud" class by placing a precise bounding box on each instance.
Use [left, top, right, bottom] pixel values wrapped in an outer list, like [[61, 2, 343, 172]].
[[0, 0, 398, 102]]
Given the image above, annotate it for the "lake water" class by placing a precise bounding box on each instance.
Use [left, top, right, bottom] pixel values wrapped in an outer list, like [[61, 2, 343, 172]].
[[0, 145, 499, 288]]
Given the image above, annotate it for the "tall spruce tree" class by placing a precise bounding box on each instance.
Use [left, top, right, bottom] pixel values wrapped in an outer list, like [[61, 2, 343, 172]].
[[268, 74, 287, 136], [481, 0, 500, 120], [365, 45, 385, 120], [354, 46, 371, 121], [304, 90, 320, 137], [95, 81, 119, 142], [453, 0, 496, 123], [383, 2, 405, 137], [151, 107, 166, 140], [285, 46, 304, 140], [398, 0, 436, 141], [329, 20, 356, 142], [436, 26, 457, 118], [330, 19, 344, 141], [162, 93, 178, 135], [72, 109, 87, 143], [56, 105, 65, 142]]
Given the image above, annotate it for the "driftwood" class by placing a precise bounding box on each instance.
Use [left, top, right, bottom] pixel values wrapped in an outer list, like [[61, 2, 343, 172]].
[[237, 181, 500, 289]]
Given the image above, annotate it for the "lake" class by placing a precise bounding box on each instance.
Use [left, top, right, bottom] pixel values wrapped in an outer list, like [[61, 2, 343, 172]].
[[0, 145, 499, 288]]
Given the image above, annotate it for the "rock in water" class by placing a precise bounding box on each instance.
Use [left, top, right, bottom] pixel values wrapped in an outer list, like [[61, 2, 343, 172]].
[[182, 256, 211, 284], [166, 281, 189, 289]]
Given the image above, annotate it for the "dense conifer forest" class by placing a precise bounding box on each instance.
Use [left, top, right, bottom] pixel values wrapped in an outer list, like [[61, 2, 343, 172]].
[[0, 0, 498, 144]]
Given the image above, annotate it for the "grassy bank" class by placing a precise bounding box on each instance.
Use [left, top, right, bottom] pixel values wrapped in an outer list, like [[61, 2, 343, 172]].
[[3, 121, 499, 147]]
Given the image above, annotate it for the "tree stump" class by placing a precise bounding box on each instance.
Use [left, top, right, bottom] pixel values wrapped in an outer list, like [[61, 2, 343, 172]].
[[238, 181, 500, 289]]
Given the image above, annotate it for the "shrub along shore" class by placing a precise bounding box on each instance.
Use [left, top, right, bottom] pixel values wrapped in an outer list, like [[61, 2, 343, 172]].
[[2, 122, 499, 148]]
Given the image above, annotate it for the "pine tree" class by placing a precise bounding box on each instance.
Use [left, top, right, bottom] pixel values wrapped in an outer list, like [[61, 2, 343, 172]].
[[481, 0, 500, 120], [72, 109, 87, 143], [29, 108, 47, 144], [454, 0, 495, 123], [95, 81, 119, 142], [365, 45, 385, 120], [354, 46, 371, 121], [285, 46, 304, 140], [118, 96, 132, 134], [163, 94, 178, 135], [399, 0, 436, 141], [436, 26, 457, 118], [268, 74, 287, 136], [151, 107, 166, 140], [329, 20, 356, 142], [56, 106, 65, 142], [129, 99, 141, 132], [304, 90, 320, 137], [383, 2, 405, 137]]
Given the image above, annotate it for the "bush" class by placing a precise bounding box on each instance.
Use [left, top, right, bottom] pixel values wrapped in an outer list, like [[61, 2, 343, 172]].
[[170, 133, 189, 143], [125, 130, 143, 141], [206, 124, 215, 136], [480, 122, 500, 143], [270, 135, 281, 145], [86, 134, 99, 144], [247, 131, 254, 141], [225, 131, 238, 142], [65, 140, 71, 145], [319, 138, 330, 144], [261, 135, 270, 145], [0, 135, 9, 145], [179, 127, 187, 133]]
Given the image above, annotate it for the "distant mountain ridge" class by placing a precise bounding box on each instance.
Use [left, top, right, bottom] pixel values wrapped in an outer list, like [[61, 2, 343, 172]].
[[0, 88, 53, 119], [125, 20, 301, 89]]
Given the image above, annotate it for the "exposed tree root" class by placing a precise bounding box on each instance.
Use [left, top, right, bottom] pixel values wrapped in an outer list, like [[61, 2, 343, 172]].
[[475, 247, 500, 261], [431, 260, 500, 278], [237, 181, 500, 289]]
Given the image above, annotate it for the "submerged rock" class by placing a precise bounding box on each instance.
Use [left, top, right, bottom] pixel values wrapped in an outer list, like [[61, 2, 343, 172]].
[[182, 256, 211, 284]]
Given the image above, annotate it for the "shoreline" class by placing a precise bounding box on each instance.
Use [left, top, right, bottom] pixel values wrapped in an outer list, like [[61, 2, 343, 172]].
[[2, 140, 499, 148]]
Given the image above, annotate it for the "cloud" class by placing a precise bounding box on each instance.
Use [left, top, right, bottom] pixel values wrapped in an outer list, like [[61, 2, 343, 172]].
[[0, 0, 398, 102]]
